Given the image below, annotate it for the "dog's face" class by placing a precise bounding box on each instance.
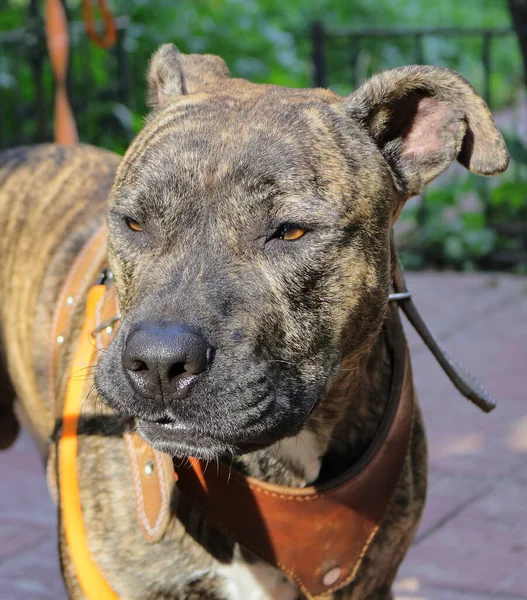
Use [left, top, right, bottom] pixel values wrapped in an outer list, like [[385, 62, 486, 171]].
[[95, 45, 508, 459]]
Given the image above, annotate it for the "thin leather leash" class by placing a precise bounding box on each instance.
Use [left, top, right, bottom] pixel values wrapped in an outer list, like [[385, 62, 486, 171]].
[[389, 233, 496, 413]]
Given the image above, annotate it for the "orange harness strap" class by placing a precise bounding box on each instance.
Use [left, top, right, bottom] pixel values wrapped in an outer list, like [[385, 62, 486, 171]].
[[59, 284, 119, 599]]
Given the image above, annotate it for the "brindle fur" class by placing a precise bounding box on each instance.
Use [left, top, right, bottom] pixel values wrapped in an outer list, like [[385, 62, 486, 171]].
[[0, 45, 508, 599]]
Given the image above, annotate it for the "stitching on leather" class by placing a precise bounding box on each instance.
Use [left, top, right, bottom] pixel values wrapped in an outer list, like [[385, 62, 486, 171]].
[[241, 346, 410, 503], [326, 523, 380, 596], [243, 460, 379, 502], [124, 425, 168, 539], [94, 280, 169, 541], [48, 231, 96, 409], [323, 390, 416, 596], [48, 225, 105, 414], [124, 425, 157, 536], [150, 449, 169, 537], [186, 418, 411, 600]]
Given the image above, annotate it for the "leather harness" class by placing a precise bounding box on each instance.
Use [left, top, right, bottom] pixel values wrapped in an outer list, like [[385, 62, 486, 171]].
[[49, 225, 497, 599]]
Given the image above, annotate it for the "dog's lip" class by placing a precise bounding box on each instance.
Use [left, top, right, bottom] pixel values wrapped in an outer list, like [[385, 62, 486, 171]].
[[136, 419, 236, 458], [136, 417, 276, 457], [139, 415, 184, 429], [153, 416, 176, 426]]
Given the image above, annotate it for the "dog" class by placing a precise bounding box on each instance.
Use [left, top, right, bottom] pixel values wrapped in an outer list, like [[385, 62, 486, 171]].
[[0, 44, 508, 599]]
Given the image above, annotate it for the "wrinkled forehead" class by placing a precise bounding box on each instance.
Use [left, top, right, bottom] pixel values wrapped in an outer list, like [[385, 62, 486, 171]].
[[112, 88, 369, 202]]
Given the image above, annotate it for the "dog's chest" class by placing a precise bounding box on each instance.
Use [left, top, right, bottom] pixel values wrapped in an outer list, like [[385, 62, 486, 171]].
[[217, 558, 300, 600]]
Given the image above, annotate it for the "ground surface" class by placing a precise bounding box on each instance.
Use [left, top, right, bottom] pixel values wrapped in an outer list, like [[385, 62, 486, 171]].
[[0, 272, 526, 600]]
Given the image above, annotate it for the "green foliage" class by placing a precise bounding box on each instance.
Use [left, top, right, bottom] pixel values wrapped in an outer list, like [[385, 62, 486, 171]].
[[1, 0, 526, 271], [102, 0, 521, 103], [399, 158, 527, 271], [400, 181, 495, 270], [0, 0, 522, 146]]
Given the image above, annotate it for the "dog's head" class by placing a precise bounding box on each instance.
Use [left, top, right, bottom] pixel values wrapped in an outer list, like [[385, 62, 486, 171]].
[[95, 44, 508, 459]]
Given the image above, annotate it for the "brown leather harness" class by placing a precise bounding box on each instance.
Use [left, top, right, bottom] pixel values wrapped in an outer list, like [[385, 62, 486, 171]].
[[49, 226, 497, 599]]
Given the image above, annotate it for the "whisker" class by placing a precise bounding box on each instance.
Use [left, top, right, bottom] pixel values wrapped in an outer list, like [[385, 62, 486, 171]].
[[226, 451, 235, 485], [87, 336, 107, 353]]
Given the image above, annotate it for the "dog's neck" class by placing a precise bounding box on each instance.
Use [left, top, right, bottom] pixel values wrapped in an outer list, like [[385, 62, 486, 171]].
[[235, 325, 393, 487]]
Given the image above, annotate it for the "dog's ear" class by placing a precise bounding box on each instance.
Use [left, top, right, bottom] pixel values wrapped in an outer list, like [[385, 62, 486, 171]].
[[345, 65, 509, 199], [147, 43, 230, 108]]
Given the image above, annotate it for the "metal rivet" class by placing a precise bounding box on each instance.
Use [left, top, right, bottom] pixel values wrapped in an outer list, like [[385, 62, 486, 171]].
[[105, 325, 113, 335], [57, 335, 64, 345], [66, 296, 74, 306], [322, 567, 341, 587], [144, 461, 155, 476]]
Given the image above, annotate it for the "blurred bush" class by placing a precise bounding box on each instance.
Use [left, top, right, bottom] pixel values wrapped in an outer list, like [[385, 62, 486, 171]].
[[0, 0, 525, 270], [399, 135, 527, 272]]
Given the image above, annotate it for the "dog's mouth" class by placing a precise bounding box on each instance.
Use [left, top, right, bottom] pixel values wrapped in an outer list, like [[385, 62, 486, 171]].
[[134, 403, 298, 459], [139, 414, 189, 433], [153, 416, 176, 426], [136, 416, 244, 459]]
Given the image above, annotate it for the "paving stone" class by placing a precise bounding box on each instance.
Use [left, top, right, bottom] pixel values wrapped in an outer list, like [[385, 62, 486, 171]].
[[0, 537, 66, 600], [403, 273, 527, 353], [398, 476, 527, 597], [0, 431, 61, 595], [0, 580, 64, 600], [414, 470, 492, 542], [408, 290, 527, 478], [394, 576, 527, 600], [0, 431, 55, 526], [0, 519, 52, 563]]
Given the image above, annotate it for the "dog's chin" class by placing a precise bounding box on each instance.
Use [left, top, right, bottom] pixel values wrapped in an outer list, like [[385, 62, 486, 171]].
[[136, 419, 274, 460]]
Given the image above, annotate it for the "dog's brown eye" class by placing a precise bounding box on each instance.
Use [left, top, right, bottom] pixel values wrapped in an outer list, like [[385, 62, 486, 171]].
[[279, 224, 306, 241], [126, 218, 143, 232]]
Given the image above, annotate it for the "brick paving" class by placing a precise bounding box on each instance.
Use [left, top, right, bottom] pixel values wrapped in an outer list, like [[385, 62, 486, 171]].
[[0, 272, 526, 599]]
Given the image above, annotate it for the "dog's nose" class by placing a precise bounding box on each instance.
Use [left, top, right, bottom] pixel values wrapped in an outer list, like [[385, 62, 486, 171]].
[[123, 324, 210, 399]]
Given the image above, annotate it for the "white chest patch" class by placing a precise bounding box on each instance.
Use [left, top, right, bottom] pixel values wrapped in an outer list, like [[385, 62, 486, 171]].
[[270, 429, 322, 484], [218, 558, 300, 600]]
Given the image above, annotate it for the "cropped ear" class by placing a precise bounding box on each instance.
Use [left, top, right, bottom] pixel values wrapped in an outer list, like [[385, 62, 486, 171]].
[[345, 65, 509, 198], [147, 43, 230, 108]]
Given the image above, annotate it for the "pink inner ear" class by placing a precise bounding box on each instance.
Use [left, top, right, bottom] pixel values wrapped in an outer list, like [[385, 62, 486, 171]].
[[401, 96, 453, 160], [157, 85, 165, 108]]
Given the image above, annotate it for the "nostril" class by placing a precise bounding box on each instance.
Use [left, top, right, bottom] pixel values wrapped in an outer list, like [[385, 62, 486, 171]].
[[129, 360, 149, 373], [123, 324, 211, 398], [168, 362, 186, 381]]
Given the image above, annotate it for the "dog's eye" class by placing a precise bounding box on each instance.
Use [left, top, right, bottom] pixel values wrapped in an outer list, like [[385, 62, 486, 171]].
[[277, 223, 306, 241], [125, 218, 143, 232]]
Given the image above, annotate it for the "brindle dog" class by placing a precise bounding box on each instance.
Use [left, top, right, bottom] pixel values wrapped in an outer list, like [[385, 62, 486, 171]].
[[0, 45, 508, 599]]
